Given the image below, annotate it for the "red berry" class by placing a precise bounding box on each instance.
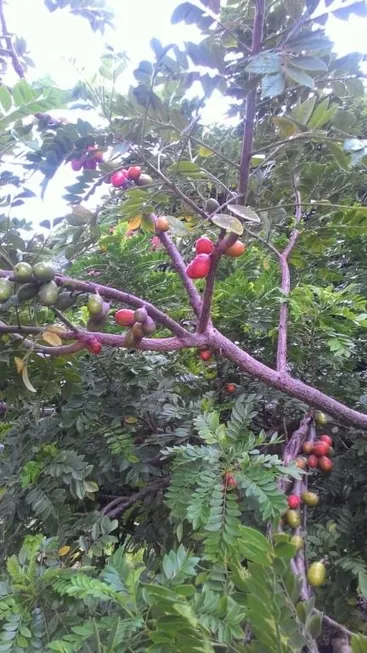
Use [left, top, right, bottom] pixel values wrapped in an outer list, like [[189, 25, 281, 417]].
[[320, 434, 332, 446], [302, 441, 313, 455], [200, 350, 212, 361], [225, 383, 236, 393], [225, 472, 237, 488], [195, 237, 215, 255], [87, 337, 102, 355], [115, 308, 135, 327], [71, 159, 83, 171], [288, 494, 300, 509], [312, 440, 330, 457], [111, 171, 128, 188], [186, 254, 211, 279], [307, 454, 319, 468], [296, 457, 307, 470], [225, 240, 246, 257], [127, 166, 141, 181], [84, 159, 97, 170], [318, 456, 333, 473]]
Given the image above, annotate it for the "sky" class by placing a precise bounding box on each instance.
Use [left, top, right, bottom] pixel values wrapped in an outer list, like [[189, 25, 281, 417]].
[[3, 0, 367, 225]]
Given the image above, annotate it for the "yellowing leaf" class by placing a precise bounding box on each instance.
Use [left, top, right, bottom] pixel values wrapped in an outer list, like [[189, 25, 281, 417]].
[[42, 330, 63, 347], [85, 481, 99, 493], [14, 357, 24, 373], [47, 325, 67, 334], [58, 545, 71, 557], [211, 214, 244, 235], [22, 366, 37, 393], [198, 145, 214, 158], [263, 257, 270, 270], [124, 416, 137, 424], [127, 215, 142, 231]]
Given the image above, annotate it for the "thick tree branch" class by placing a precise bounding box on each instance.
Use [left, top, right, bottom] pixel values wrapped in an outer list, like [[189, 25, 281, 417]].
[[238, 0, 264, 201], [209, 330, 367, 428], [276, 182, 303, 372]]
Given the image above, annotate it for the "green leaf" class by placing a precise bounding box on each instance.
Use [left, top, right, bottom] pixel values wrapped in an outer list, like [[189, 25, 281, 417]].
[[332, 109, 356, 131], [167, 160, 202, 176], [211, 214, 243, 235], [359, 571, 367, 597], [291, 96, 316, 125], [285, 66, 315, 89], [291, 56, 327, 71], [166, 216, 190, 236], [0, 87, 12, 112], [352, 634, 367, 653], [307, 614, 322, 639], [261, 72, 286, 98], [246, 52, 282, 74], [171, 3, 204, 25], [326, 141, 349, 170]]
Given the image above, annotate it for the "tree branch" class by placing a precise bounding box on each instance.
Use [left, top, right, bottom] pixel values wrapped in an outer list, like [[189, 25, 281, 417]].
[[0, 270, 190, 340], [0, 0, 25, 79], [209, 329, 367, 428], [238, 0, 264, 201], [198, 233, 238, 332], [102, 477, 170, 518], [150, 215, 203, 318], [276, 181, 303, 372]]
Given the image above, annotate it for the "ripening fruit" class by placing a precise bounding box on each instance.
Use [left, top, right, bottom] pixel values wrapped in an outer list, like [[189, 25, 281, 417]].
[[111, 171, 127, 188], [115, 308, 135, 327], [225, 472, 237, 488], [136, 173, 153, 186], [225, 383, 236, 394], [307, 454, 319, 469], [225, 240, 246, 258], [290, 535, 303, 552], [55, 292, 75, 310], [88, 294, 104, 316], [132, 322, 145, 340], [318, 456, 333, 473], [320, 434, 332, 446], [127, 166, 141, 181], [39, 280, 59, 306], [186, 254, 211, 279], [156, 216, 169, 233], [315, 411, 328, 426], [33, 261, 55, 282], [285, 510, 301, 529], [307, 561, 326, 587], [312, 440, 330, 457], [205, 198, 220, 214], [288, 494, 300, 510], [301, 491, 319, 507], [295, 457, 307, 470], [0, 278, 12, 303], [200, 349, 212, 361], [13, 262, 33, 282], [134, 307, 148, 323], [16, 283, 39, 302], [142, 316, 156, 335], [195, 237, 215, 255], [71, 159, 83, 171], [302, 441, 313, 455], [87, 337, 102, 355]]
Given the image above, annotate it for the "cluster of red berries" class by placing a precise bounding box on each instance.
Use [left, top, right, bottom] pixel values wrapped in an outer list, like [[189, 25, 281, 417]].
[[224, 471, 237, 488], [71, 146, 103, 172], [296, 434, 333, 473], [109, 166, 152, 190], [186, 237, 246, 280]]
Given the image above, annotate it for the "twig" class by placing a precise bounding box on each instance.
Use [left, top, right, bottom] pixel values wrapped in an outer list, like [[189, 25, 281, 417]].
[[102, 477, 170, 518], [276, 178, 303, 373], [238, 0, 265, 202]]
